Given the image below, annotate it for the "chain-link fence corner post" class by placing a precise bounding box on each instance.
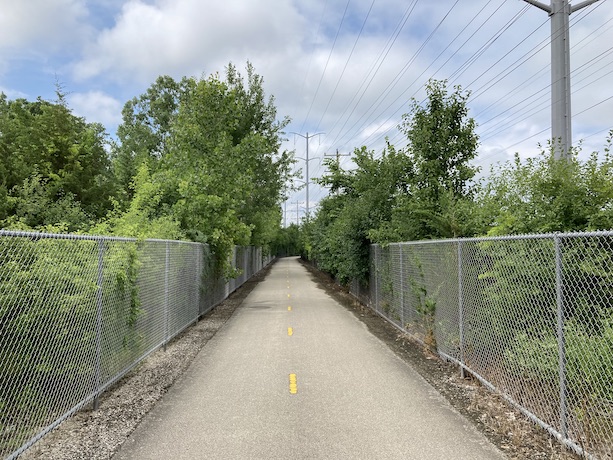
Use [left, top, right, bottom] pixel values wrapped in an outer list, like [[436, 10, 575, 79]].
[[93, 238, 105, 410], [457, 240, 466, 379], [163, 241, 170, 352], [554, 233, 568, 439]]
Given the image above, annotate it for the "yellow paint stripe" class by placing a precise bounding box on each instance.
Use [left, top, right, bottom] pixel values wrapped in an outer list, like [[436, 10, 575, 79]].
[[287, 294, 291, 298], [288, 327, 293, 336], [287, 306, 292, 311], [289, 373, 297, 394]]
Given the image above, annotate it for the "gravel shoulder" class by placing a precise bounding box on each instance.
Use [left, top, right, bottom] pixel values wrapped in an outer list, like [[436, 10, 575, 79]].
[[22, 259, 581, 459]]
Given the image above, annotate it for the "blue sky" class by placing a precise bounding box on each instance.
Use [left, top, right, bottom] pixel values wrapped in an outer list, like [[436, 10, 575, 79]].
[[1, 0, 612, 223]]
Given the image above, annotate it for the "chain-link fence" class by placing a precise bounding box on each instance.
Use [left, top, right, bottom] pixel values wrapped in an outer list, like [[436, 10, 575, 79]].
[[358, 232, 613, 459], [0, 230, 272, 459]]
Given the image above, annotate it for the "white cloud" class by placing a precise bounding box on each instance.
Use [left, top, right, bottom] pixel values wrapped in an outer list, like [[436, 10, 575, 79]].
[[68, 90, 123, 127], [360, 120, 397, 140], [73, 0, 307, 84], [0, 0, 90, 52]]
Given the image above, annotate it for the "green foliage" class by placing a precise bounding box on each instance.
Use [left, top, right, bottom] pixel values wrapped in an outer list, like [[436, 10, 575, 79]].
[[0, 92, 115, 229], [307, 143, 413, 283], [504, 318, 613, 403], [113, 244, 142, 328], [104, 63, 292, 274], [112, 76, 193, 204], [0, 237, 142, 444], [390, 79, 480, 240], [306, 80, 479, 282], [90, 164, 184, 241], [3, 174, 89, 232], [481, 135, 613, 235], [271, 223, 302, 257], [158, 64, 292, 274]]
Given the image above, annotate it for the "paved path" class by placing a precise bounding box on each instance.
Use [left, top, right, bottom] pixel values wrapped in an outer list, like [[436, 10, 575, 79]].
[[114, 257, 505, 459]]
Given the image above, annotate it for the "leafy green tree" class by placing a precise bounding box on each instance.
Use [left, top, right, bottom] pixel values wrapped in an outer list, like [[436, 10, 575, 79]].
[[225, 63, 294, 247], [271, 223, 302, 257], [309, 143, 414, 283], [481, 136, 613, 235], [392, 79, 480, 240], [164, 74, 256, 261], [0, 91, 115, 230], [94, 63, 293, 273], [116, 65, 292, 273], [112, 76, 193, 204]]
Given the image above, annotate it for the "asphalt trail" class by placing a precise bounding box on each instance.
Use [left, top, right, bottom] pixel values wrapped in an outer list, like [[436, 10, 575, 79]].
[[114, 257, 505, 459]]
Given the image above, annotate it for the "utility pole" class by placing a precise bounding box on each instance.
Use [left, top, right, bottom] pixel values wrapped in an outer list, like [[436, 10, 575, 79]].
[[291, 132, 323, 221], [324, 149, 351, 167], [523, 0, 601, 159], [285, 201, 299, 225]]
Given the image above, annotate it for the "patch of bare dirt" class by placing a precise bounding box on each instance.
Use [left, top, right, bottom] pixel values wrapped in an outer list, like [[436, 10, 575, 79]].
[[20, 264, 272, 460], [300, 259, 582, 460]]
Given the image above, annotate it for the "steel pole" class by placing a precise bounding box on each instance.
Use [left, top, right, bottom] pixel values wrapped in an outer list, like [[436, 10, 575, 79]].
[[523, 0, 601, 159], [306, 133, 310, 220], [551, 0, 572, 158], [291, 132, 323, 222]]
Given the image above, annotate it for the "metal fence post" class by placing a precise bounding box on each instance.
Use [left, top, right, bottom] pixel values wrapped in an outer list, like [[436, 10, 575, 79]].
[[195, 244, 201, 325], [457, 241, 466, 379], [93, 239, 104, 410], [554, 234, 568, 439], [163, 241, 170, 351], [399, 244, 405, 329], [374, 245, 379, 312]]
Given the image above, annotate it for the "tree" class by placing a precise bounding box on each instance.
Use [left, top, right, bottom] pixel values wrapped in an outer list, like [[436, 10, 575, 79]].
[[115, 65, 292, 273], [393, 79, 480, 240], [303, 80, 480, 283], [308, 143, 414, 283], [225, 62, 294, 248], [271, 223, 302, 257], [0, 91, 115, 230], [481, 136, 613, 235], [112, 76, 193, 204], [95, 64, 293, 273]]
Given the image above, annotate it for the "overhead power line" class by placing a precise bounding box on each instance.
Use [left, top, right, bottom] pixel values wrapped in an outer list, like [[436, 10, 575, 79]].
[[299, 0, 351, 133]]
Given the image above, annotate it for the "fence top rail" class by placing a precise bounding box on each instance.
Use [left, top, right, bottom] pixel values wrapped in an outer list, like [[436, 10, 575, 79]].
[[0, 229, 206, 247], [380, 229, 613, 248]]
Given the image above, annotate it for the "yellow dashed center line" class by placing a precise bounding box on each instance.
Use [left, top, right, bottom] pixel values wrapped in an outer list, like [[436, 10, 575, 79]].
[[287, 306, 292, 311], [289, 374, 297, 394], [288, 327, 293, 336]]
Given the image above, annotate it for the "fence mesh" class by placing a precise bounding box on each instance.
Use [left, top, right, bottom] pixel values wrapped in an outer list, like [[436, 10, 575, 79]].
[[0, 231, 271, 459], [363, 233, 613, 459]]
